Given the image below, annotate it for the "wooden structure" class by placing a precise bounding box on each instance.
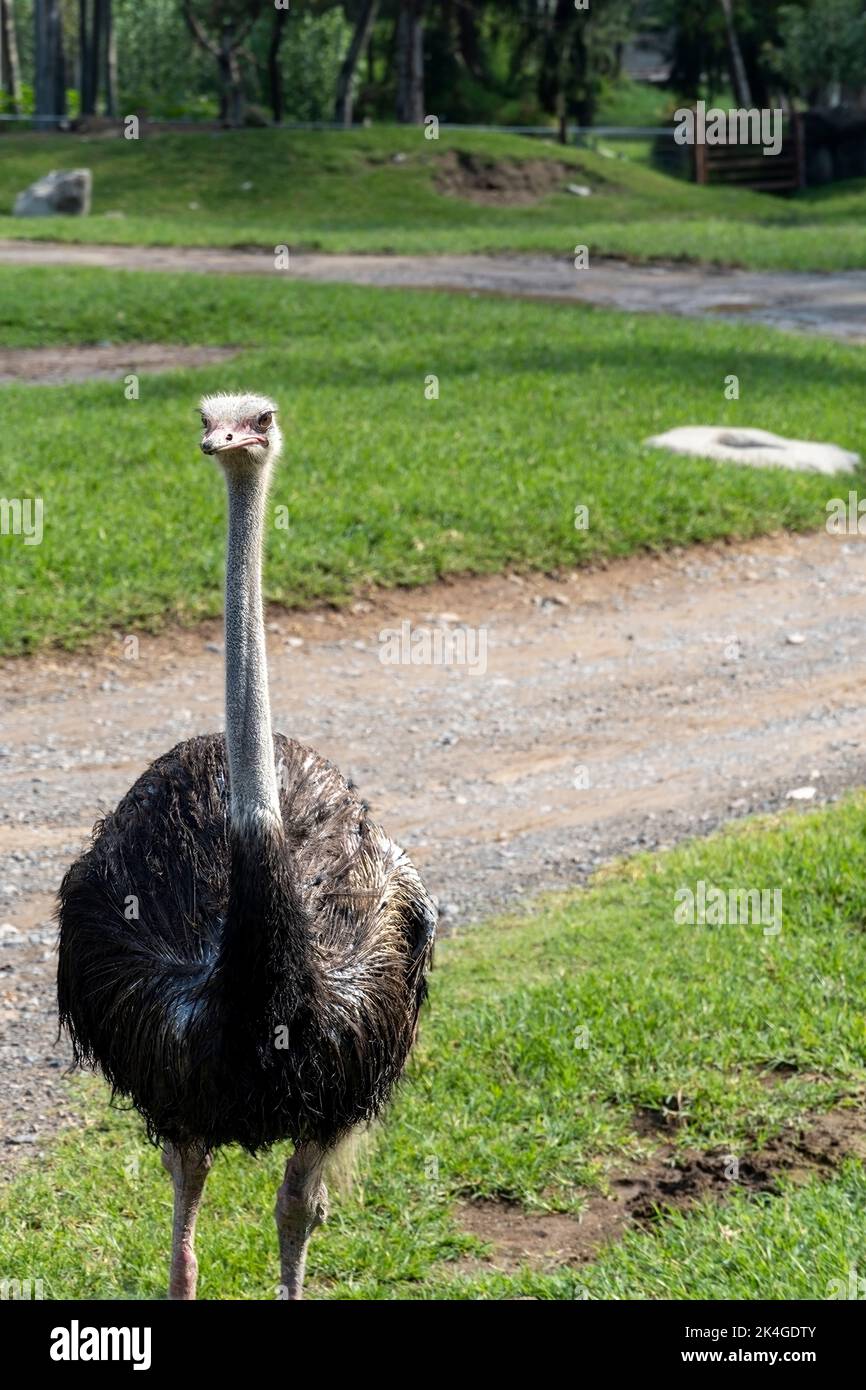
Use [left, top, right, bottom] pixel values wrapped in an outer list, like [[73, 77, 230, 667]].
[[693, 112, 805, 194]]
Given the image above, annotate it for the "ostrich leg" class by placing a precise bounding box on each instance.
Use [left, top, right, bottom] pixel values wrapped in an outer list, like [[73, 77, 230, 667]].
[[275, 1144, 328, 1300], [163, 1143, 212, 1300]]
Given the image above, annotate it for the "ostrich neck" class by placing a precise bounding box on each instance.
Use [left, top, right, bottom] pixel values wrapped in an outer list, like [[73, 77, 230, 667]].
[[224, 467, 280, 827], [218, 460, 313, 1022]]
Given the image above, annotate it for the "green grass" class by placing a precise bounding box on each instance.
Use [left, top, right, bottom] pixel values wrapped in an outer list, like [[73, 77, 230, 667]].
[[2, 266, 863, 655], [1, 127, 866, 268], [2, 797, 865, 1299], [595, 76, 683, 129]]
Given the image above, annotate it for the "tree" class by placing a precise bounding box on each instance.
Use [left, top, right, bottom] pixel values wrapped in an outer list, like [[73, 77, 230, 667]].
[[79, 0, 96, 114], [0, 0, 22, 112], [454, 0, 487, 82], [267, 4, 288, 123], [650, 0, 794, 109], [395, 0, 425, 122], [718, 0, 752, 107], [80, 0, 117, 117], [100, 0, 118, 116], [537, 0, 636, 136], [272, 8, 352, 123], [182, 0, 265, 126], [335, 0, 379, 125], [34, 0, 66, 125], [773, 0, 866, 106]]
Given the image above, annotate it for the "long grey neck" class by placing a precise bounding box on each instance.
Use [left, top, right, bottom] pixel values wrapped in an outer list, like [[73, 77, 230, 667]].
[[224, 466, 281, 829]]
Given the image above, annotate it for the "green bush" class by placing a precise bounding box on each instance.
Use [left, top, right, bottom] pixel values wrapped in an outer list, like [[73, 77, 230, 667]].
[[278, 11, 352, 123]]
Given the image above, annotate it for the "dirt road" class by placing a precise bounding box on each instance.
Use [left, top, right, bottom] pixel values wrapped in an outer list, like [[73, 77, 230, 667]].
[[3, 529, 866, 1164], [2, 240, 866, 342]]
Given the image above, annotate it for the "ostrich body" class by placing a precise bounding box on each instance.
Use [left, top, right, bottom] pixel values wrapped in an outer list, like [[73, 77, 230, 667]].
[[57, 393, 435, 1300]]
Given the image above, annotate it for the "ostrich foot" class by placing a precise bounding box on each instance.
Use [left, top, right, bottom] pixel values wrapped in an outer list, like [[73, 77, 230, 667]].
[[275, 1144, 328, 1301], [163, 1142, 212, 1301]]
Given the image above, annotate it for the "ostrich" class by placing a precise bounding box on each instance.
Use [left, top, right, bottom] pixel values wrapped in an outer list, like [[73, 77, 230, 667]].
[[57, 392, 436, 1301]]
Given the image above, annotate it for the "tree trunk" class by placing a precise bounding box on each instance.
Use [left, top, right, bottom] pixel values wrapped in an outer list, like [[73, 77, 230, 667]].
[[79, 0, 98, 116], [34, 0, 67, 126], [77, 0, 87, 105], [395, 0, 425, 123], [0, 0, 23, 112], [267, 8, 287, 123], [53, 8, 66, 118], [335, 0, 379, 126], [181, 1, 262, 127], [101, 0, 117, 116], [719, 0, 753, 108], [572, 21, 594, 128], [538, 0, 571, 123], [217, 23, 244, 127], [456, 0, 485, 80], [92, 0, 109, 116], [556, 102, 567, 145]]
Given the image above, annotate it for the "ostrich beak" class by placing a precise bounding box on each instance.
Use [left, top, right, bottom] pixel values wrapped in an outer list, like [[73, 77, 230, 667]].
[[201, 431, 268, 455]]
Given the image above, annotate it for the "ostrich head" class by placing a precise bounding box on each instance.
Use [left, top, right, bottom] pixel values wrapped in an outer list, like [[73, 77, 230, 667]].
[[199, 392, 283, 472]]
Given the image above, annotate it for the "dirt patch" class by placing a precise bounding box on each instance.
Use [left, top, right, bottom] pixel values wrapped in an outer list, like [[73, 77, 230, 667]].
[[627, 1106, 866, 1222], [0, 890, 79, 1181], [0, 343, 238, 386], [434, 150, 590, 204], [454, 1101, 866, 1274]]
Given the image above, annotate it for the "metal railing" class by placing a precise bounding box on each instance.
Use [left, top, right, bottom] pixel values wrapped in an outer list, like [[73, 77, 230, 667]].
[[0, 114, 674, 136]]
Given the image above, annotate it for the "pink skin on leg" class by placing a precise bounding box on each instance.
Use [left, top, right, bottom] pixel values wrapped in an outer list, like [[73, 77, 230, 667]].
[[162, 1143, 212, 1301]]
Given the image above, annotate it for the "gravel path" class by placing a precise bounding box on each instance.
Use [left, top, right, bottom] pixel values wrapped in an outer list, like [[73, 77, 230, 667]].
[[3, 530, 866, 1169], [2, 240, 866, 342], [0, 343, 238, 385]]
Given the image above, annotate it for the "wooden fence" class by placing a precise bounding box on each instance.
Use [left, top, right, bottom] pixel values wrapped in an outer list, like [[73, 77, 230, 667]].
[[693, 114, 805, 193]]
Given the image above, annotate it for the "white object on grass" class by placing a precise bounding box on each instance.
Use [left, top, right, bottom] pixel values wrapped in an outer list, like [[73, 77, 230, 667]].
[[644, 426, 859, 476]]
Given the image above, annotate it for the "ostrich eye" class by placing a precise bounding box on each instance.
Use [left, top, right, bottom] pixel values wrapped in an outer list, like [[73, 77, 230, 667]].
[[257, 412, 273, 430], [200, 415, 209, 430]]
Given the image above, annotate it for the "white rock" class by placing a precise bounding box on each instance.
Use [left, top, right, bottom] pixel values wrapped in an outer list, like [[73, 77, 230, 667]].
[[566, 183, 592, 197], [786, 633, 806, 645], [786, 786, 817, 800], [644, 426, 859, 476], [13, 168, 92, 217]]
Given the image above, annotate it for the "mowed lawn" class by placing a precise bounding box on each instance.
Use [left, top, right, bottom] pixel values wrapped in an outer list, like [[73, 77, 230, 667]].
[[2, 799, 865, 1299], [1, 127, 866, 269], [1, 266, 864, 654]]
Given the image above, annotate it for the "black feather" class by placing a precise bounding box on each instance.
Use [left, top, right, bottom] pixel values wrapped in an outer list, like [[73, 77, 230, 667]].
[[57, 732, 435, 1154]]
